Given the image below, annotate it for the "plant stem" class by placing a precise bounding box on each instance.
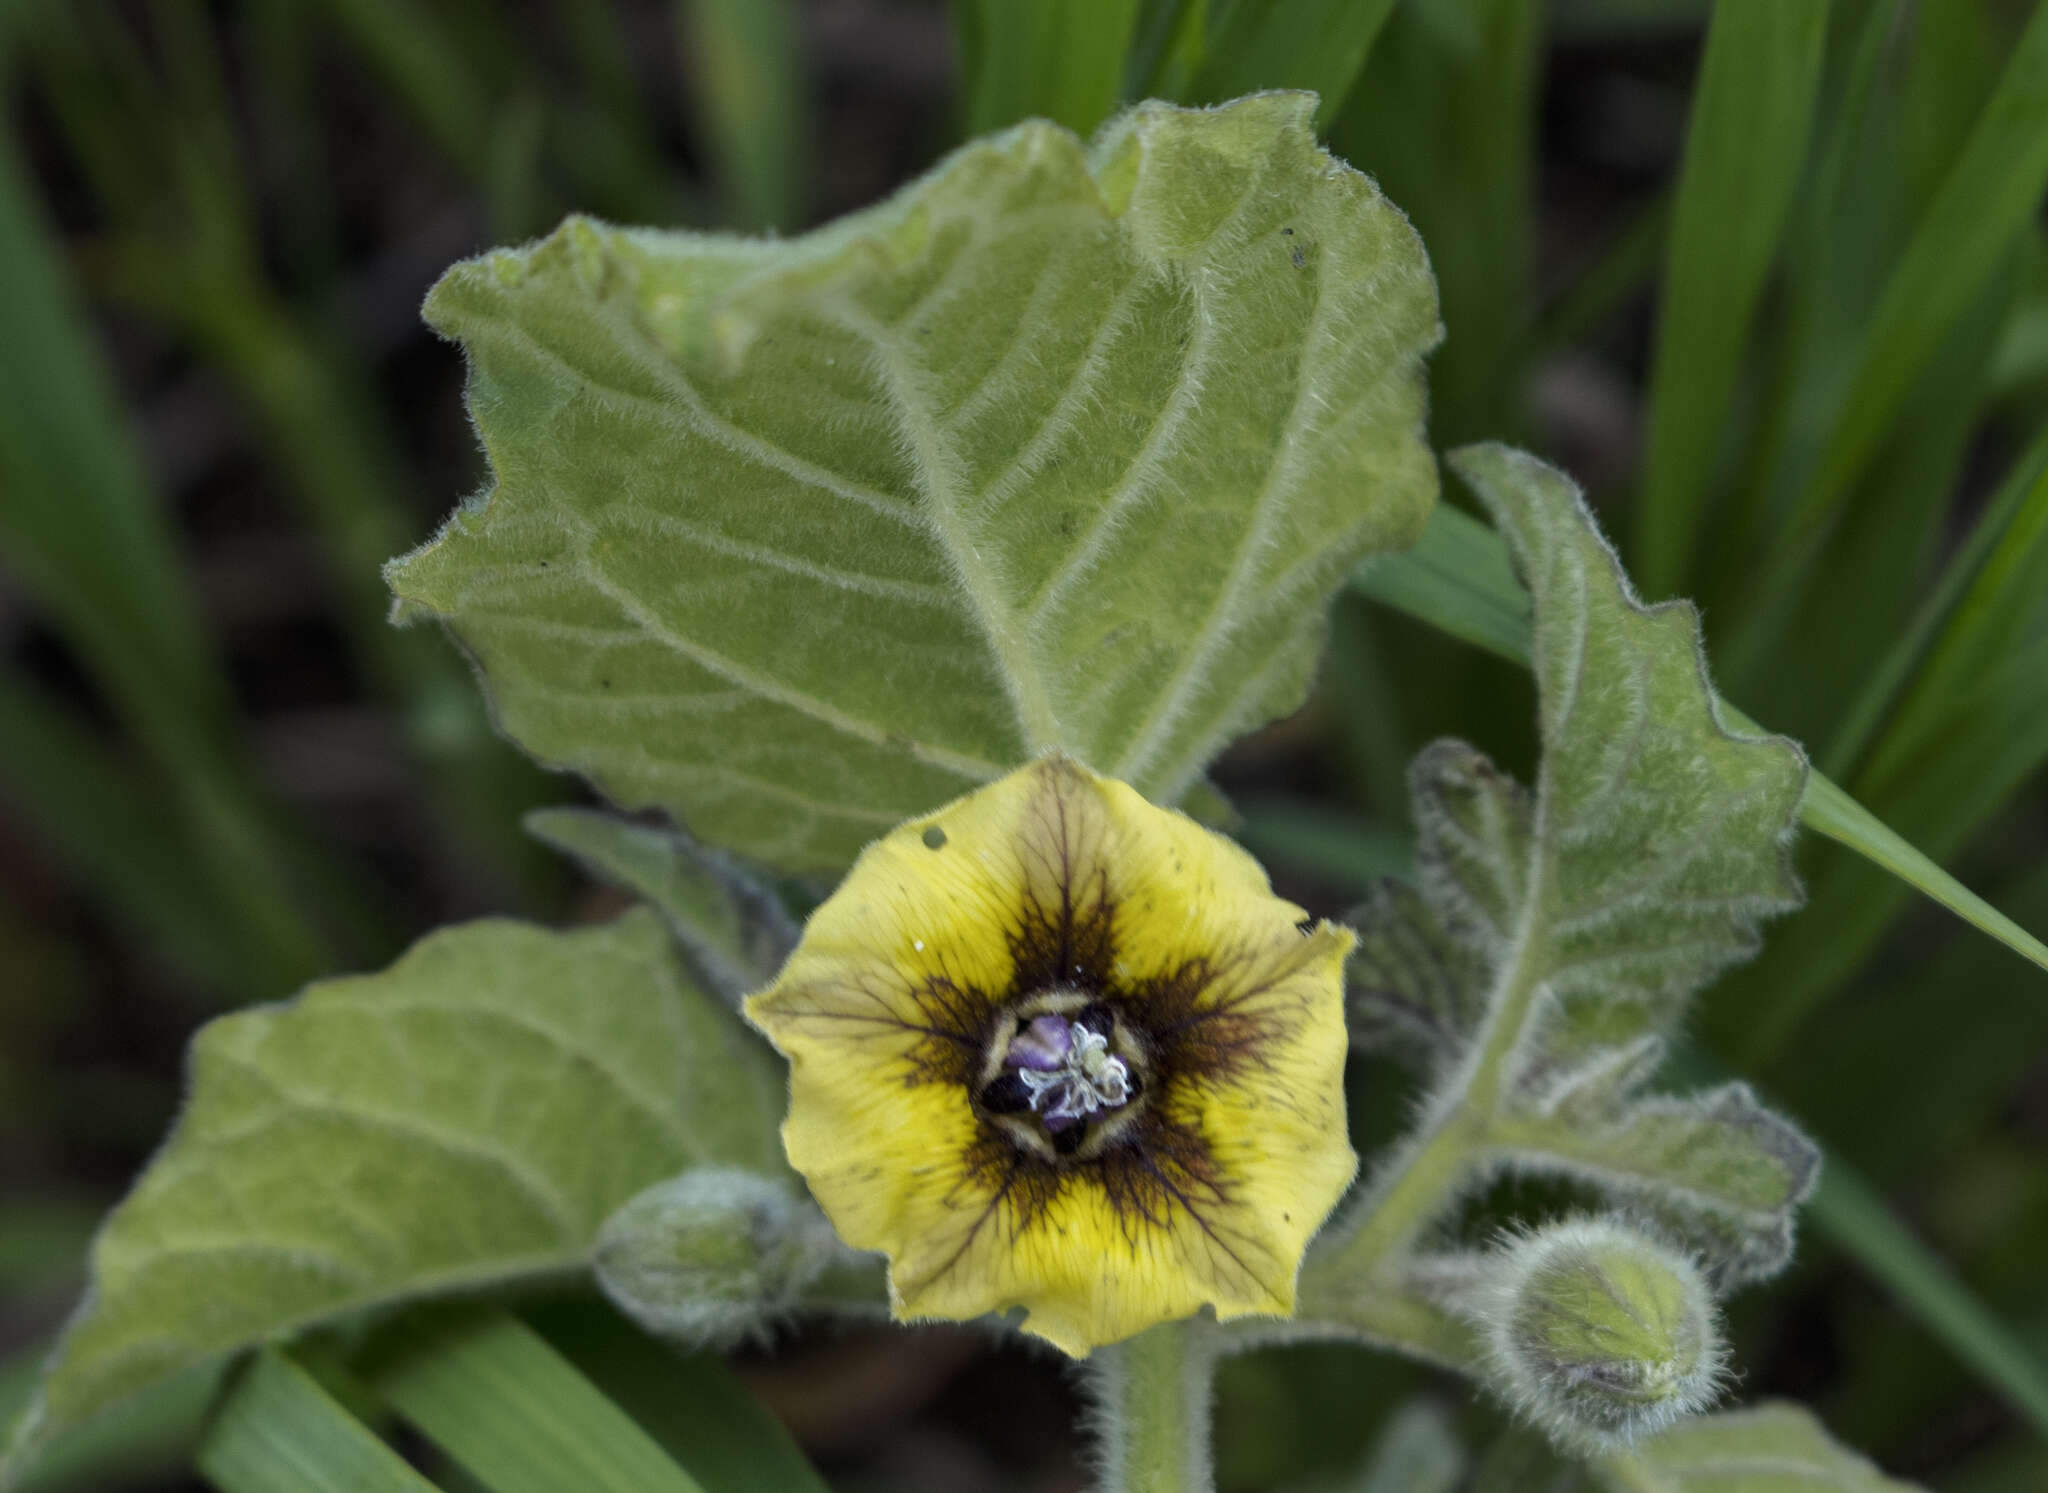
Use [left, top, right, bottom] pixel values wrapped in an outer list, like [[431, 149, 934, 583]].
[[1307, 876, 1554, 1297], [1089, 1320, 1214, 1493]]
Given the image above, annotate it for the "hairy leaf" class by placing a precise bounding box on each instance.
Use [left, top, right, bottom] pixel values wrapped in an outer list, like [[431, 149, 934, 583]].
[[388, 93, 1440, 870], [1595, 1402, 1922, 1492], [1, 913, 782, 1485], [1342, 446, 1814, 1280], [1491, 1082, 1820, 1288], [525, 807, 798, 1006], [1344, 876, 1486, 1066], [1470, 1404, 1924, 1493]]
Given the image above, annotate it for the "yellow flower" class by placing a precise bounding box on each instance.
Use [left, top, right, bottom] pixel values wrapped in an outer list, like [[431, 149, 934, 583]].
[[743, 755, 1357, 1355]]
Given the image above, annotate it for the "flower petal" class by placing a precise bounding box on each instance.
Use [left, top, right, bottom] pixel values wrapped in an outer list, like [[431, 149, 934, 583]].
[[745, 754, 1357, 1355]]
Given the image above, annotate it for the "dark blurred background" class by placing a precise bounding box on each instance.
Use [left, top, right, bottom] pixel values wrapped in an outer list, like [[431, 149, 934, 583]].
[[3, 2, 2047, 1489]]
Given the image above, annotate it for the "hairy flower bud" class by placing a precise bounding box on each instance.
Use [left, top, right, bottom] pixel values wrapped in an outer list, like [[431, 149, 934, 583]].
[[593, 1168, 863, 1346], [1477, 1216, 1726, 1451]]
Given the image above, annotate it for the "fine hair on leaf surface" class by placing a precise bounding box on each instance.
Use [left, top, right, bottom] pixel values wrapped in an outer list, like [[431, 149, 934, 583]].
[[2, 912, 786, 1481], [1298, 445, 1822, 1460], [386, 93, 1442, 870]]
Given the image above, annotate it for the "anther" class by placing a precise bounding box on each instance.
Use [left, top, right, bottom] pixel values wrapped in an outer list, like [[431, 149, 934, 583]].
[[1009, 1017, 1132, 1126]]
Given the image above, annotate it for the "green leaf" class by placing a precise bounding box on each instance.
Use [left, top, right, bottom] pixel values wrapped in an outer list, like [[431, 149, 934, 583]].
[[525, 808, 798, 1007], [195, 1350, 440, 1493], [1351, 497, 2048, 979], [1594, 1401, 1923, 1492], [1, 912, 782, 1487], [363, 1308, 706, 1493], [1337, 446, 1814, 1281], [1344, 877, 1488, 1066], [1490, 1081, 1819, 1287], [1635, 0, 1829, 598], [387, 93, 1441, 871]]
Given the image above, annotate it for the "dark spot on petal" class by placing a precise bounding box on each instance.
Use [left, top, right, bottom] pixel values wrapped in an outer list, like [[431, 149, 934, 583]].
[[1290, 245, 1306, 269], [1282, 226, 1294, 236], [1074, 1003, 1115, 1038], [981, 1074, 1031, 1113], [922, 825, 947, 849]]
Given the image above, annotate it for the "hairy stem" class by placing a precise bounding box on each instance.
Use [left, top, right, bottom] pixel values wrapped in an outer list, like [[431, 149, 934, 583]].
[[1088, 1320, 1215, 1493], [1305, 874, 1555, 1295]]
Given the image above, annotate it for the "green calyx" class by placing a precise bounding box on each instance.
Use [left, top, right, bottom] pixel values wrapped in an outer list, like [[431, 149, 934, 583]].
[[1480, 1216, 1727, 1452]]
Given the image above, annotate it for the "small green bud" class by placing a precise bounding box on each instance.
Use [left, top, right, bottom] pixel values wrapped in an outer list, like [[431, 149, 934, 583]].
[[593, 1167, 853, 1347], [1478, 1216, 1726, 1451]]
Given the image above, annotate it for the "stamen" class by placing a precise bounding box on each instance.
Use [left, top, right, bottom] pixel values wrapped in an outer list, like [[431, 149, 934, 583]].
[[1008, 1018, 1131, 1126]]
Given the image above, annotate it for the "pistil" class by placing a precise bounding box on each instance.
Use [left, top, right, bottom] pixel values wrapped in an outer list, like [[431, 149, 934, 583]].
[[1006, 1014, 1131, 1131]]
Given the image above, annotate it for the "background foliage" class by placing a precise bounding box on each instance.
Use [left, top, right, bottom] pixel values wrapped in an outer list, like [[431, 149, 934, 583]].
[[1, 0, 2046, 1489]]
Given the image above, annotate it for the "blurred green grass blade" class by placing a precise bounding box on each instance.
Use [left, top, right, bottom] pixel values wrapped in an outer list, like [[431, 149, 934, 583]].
[[2, 1361, 219, 1493], [0, 122, 328, 994], [38, 2, 551, 916], [1714, 0, 1907, 591], [1866, 449, 2048, 790], [1855, 635, 2048, 850], [1782, 859, 2048, 1187], [1824, 427, 2048, 778], [363, 1308, 706, 1493], [1353, 504, 1531, 665], [1233, 796, 1415, 895], [679, 0, 808, 229], [951, 0, 1140, 137], [0, 1196, 98, 1297], [1809, 1163, 2048, 1441], [310, 0, 491, 173], [0, 674, 248, 993], [1525, 190, 1668, 361], [1636, 0, 1829, 598], [1672, 1045, 2048, 1443], [1747, 243, 2021, 749], [1323, 595, 1416, 821], [1126, 0, 1202, 100], [1188, 0, 1400, 127], [196, 1350, 442, 1493], [527, 1301, 830, 1493], [1332, 0, 1540, 445], [1354, 504, 2048, 978], [0, 130, 218, 733], [1734, 0, 2048, 670], [1756, 745, 2048, 975]]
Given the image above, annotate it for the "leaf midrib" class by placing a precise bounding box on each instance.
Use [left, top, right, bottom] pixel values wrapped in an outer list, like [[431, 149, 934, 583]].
[[829, 302, 1066, 756]]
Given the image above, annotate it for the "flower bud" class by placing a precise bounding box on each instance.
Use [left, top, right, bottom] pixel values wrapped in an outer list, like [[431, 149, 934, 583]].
[[1478, 1216, 1725, 1450], [593, 1168, 855, 1346]]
